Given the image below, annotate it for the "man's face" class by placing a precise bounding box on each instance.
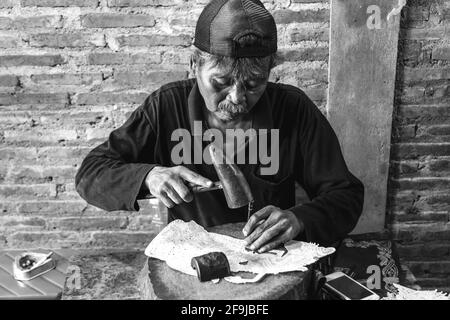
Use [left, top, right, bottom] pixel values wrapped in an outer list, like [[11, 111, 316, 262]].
[[195, 59, 269, 122]]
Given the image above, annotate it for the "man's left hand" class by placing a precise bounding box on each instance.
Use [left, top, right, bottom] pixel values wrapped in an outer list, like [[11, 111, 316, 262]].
[[242, 205, 304, 253]]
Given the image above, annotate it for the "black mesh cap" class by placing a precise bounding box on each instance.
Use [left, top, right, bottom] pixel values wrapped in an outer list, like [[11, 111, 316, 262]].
[[194, 0, 277, 58]]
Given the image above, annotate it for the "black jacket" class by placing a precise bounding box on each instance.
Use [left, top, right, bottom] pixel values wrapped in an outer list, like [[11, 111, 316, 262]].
[[75, 79, 364, 246]]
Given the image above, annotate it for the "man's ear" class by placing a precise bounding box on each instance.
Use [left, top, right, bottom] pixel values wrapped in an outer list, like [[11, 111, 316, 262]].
[[189, 55, 197, 77]]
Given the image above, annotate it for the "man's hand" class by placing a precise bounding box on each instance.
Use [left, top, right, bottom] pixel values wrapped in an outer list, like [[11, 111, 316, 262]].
[[242, 205, 304, 253], [145, 165, 213, 208]]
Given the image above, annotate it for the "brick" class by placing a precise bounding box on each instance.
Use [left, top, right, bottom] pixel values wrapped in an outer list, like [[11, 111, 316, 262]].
[[429, 159, 450, 172], [4, 129, 78, 145], [402, 67, 450, 83], [0, 0, 13, 8], [394, 124, 417, 142], [0, 92, 69, 105], [21, 0, 99, 7], [390, 177, 450, 191], [0, 111, 29, 128], [0, 147, 38, 161], [389, 190, 450, 213], [390, 211, 449, 223], [273, 9, 330, 24], [169, 16, 198, 28], [303, 86, 327, 102], [107, 0, 181, 6], [391, 143, 450, 159], [30, 33, 105, 48], [0, 75, 19, 87], [0, 184, 56, 200], [289, 28, 329, 42], [425, 125, 450, 137], [54, 183, 80, 200], [423, 192, 450, 206], [0, 217, 46, 229], [87, 52, 161, 65], [73, 91, 148, 105], [0, 36, 18, 48], [161, 48, 191, 65], [115, 34, 192, 47], [390, 160, 419, 178], [0, 147, 89, 165], [7, 165, 77, 184], [113, 70, 188, 86], [85, 128, 111, 141], [278, 47, 329, 62], [424, 84, 449, 101], [13, 200, 133, 217], [0, 55, 65, 67], [90, 231, 157, 248], [396, 124, 450, 143], [391, 158, 450, 178], [392, 223, 450, 243], [396, 105, 450, 125], [81, 13, 156, 28], [398, 86, 425, 104], [37, 146, 91, 162], [398, 40, 422, 66], [403, 27, 446, 40], [397, 243, 450, 260], [0, 17, 13, 29], [35, 110, 110, 128], [403, 5, 430, 22], [291, 0, 330, 2], [15, 200, 93, 215], [30, 73, 103, 86], [415, 277, 450, 288], [433, 47, 450, 60], [13, 15, 63, 29], [7, 231, 91, 249], [47, 216, 129, 231], [127, 215, 157, 231]]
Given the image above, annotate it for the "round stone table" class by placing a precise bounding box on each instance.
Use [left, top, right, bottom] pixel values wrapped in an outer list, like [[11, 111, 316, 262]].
[[139, 222, 314, 300]]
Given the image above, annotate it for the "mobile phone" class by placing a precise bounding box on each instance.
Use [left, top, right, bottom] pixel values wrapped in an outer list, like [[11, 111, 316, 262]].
[[323, 271, 380, 300]]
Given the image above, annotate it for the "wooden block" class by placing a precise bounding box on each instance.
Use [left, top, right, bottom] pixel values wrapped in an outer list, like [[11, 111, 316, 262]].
[[328, 0, 403, 233]]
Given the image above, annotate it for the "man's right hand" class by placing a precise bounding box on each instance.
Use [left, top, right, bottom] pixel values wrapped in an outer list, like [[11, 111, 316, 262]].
[[145, 166, 213, 208]]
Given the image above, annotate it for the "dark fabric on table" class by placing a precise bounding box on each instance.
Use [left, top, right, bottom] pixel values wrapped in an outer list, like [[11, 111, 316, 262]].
[[330, 238, 405, 297]]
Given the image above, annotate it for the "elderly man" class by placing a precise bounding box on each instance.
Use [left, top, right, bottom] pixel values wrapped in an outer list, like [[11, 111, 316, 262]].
[[75, 0, 364, 252]]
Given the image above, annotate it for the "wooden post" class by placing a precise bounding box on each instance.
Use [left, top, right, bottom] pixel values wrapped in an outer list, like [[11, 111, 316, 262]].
[[328, 0, 404, 233]]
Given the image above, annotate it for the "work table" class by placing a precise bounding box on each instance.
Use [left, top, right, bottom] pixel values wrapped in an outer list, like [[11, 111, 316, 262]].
[[61, 222, 314, 300]]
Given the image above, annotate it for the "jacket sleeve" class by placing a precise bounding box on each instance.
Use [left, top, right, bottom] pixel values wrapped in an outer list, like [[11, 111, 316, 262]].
[[289, 95, 364, 246], [75, 100, 158, 212]]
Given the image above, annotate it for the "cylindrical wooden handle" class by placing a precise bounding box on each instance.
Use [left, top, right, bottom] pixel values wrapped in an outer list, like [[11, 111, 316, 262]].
[[144, 182, 222, 199]]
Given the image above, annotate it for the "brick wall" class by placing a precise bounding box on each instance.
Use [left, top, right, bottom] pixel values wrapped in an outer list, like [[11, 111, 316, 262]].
[[0, 0, 329, 249], [0, 0, 448, 291], [387, 0, 450, 292]]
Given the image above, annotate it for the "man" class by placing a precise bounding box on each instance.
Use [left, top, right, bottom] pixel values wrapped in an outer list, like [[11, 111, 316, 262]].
[[75, 0, 364, 252]]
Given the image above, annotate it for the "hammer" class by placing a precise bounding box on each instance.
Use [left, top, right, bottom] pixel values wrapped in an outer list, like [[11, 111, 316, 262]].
[[145, 144, 254, 211]]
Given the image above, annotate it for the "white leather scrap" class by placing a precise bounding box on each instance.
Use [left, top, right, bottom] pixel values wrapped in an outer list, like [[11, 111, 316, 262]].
[[144, 220, 335, 283]]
